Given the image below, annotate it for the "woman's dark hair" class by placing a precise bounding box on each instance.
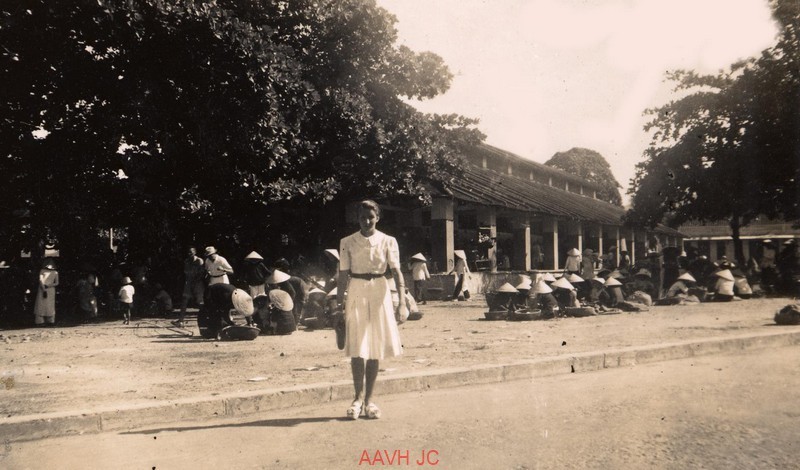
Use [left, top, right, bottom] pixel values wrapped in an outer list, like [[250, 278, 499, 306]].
[[358, 200, 381, 217]]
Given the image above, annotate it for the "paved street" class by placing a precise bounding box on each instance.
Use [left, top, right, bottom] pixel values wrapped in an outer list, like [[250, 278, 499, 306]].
[[4, 345, 799, 470]]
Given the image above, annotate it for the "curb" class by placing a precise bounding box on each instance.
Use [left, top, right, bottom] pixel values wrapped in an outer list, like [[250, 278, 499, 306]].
[[3, 329, 799, 442]]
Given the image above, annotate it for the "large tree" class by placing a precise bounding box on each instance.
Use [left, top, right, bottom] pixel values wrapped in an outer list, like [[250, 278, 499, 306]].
[[626, 0, 800, 265], [544, 147, 623, 206], [0, 0, 483, 267]]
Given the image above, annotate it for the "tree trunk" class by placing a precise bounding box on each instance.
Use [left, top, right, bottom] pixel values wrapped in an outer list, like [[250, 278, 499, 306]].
[[730, 214, 745, 268]]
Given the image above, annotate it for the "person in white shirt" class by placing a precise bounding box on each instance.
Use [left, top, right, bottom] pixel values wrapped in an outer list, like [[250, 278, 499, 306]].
[[204, 246, 233, 285], [118, 276, 135, 324], [450, 250, 471, 301], [410, 253, 431, 305]]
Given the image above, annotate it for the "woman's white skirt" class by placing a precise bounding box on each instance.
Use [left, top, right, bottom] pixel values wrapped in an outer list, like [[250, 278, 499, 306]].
[[344, 278, 402, 360]]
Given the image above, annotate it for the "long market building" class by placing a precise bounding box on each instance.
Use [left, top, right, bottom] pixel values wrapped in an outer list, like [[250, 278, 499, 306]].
[[344, 143, 684, 283]]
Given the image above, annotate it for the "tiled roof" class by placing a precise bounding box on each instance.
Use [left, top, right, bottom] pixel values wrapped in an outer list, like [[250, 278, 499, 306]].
[[473, 144, 603, 192], [447, 163, 625, 225]]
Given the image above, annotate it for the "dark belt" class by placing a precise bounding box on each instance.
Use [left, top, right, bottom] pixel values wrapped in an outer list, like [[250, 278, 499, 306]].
[[350, 272, 386, 280], [210, 274, 226, 278]]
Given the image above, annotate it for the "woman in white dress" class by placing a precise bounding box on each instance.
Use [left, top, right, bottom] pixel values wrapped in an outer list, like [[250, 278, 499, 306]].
[[337, 200, 407, 420], [34, 259, 59, 326]]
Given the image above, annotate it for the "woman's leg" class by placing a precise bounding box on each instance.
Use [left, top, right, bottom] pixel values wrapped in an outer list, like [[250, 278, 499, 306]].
[[351, 357, 365, 402], [364, 359, 379, 405]]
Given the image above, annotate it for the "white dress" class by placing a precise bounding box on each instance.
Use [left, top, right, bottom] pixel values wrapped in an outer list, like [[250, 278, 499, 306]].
[[339, 230, 403, 360]]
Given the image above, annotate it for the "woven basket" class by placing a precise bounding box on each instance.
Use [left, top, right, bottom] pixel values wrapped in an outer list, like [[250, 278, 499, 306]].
[[508, 309, 541, 321]]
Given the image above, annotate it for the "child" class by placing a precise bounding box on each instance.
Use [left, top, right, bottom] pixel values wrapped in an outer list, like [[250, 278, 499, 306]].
[[410, 253, 431, 305], [118, 276, 135, 324]]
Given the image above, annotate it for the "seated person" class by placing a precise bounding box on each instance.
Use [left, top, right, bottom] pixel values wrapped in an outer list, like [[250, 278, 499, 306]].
[[551, 277, 579, 310], [529, 280, 558, 319], [602, 277, 625, 308], [732, 269, 753, 299], [153, 283, 173, 316], [659, 272, 701, 305], [624, 268, 657, 299], [253, 288, 296, 335], [585, 277, 610, 306], [712, 269, 735, 302], [267, 268, 308, 324], [197, 283, 254, 339]]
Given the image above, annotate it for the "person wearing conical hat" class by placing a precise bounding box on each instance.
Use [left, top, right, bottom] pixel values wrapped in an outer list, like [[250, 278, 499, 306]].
[[450, 249, 471, 301], [178, 247, 206, 328], [197, 283, 255, 339], [410, 253, 431, 305], [580, 248, 596, 282], [34, 258, 59, 327], [712, 269, 735, 302], [541, 272, 557, 284], [564, 248, 581, 275], [529, 280, 559, 318], [662, 272, 701, 304], [585, 276, 610, 306], [603, 277, 625, 308], [118, 276, 134, 325], [551, 276, 579, 310], [626, 268, 657, 300], [242, 251, 271, 298], [204, 246, 233, 285], [731, 268, 753, 299]]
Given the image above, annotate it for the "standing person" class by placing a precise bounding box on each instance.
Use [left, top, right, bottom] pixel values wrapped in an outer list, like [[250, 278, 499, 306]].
[[204, 246, 233, 285], [197, 283, 255, 339], [337, 200, 407, 420], [410, 253, 431, 305], [76, 273, 98, 322], [603, 246, 617, 270], [242, 251, 271, 298], [450, 250, 471, 301], [34, 259, 59, 327], [176, 247, 205, 328], [118, 276, 134, 324], [759, 239, 777, 293], [564, 248, 581, 275]]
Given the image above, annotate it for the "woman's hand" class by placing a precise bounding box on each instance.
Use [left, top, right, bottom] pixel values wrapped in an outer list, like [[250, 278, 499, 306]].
[[396, 302, 409, 324]]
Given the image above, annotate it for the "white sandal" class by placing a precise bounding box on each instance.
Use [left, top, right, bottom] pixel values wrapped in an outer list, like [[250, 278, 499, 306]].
[[365, 403, 382, 419], [347, 401, 363, 420]]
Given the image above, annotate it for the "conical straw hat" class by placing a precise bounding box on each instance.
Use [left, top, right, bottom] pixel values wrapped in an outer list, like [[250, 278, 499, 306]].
[[411, 253, 427, 262], [231, 288, 254, 316], [266, 269, 291, 284], [324, 249, 340, 260], [516, 279, 532, 290], [245, 251, 263, 260], [604, 277, 622, 287], [268, 289, 294, 311], [542, 272, 557, 283], [715, 269, 734, 281], [591, 277, 605, 285], [496, 282, 518, 293], [567, 273, 584, 283], [677, 272, 696, 282], [454, 250, 467, 260], [567, 248, 580, 256], [531, 281, 553, 294], [326, 287, 338, 297], [551, 277, 574, 290]]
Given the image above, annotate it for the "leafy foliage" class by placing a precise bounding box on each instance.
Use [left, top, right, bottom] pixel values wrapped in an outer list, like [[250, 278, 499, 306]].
[[0, 0, 484, 264], [544, 148, 623, 206], [627, 0, 800, 234]]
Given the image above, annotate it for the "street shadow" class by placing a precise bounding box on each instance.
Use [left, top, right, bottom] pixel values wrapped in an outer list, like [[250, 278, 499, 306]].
[[121, 416, 349, 435]]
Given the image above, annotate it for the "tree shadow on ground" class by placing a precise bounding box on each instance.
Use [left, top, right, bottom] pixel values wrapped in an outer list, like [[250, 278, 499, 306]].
[[121, 416, 350, 434]]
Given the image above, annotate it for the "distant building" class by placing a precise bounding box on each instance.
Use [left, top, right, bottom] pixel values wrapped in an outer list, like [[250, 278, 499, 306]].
[[347, 143, 683, 273], [680, 218, 799, 261]]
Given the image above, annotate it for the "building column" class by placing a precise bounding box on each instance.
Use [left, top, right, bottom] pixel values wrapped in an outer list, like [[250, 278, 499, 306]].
[[477, 206, 497, 272], [431, 197, 454, 274], [542, 217, 559, 270], [513, 214, 531, 271], [630, 229, 636, 266], [615, 226, 621, 269], [596, 224, 604, 260]]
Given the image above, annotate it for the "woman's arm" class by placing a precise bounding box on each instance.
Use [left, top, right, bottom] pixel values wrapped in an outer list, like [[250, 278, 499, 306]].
[[337, 269, 349, 308], [392, 267, 408, 321]]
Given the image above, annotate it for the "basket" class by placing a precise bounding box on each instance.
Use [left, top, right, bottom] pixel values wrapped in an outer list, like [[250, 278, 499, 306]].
[[484, 310, 507, 321], [563, 307, 597, 318], [508, 309, 541, 321], [407, 311, 423, 321], [597, 308, 622, 315], [217, 325, 261, 341]]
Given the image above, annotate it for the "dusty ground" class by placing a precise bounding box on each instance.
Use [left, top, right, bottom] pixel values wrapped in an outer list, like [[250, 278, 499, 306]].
[[1, 296, 797, 418]]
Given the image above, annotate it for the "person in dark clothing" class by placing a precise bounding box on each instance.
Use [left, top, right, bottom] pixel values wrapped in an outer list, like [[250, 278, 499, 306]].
[[242, 251, 271, 298], [197, 283, 254, 339], [529, 280, 558, 319], [266, 268, 307, 324]]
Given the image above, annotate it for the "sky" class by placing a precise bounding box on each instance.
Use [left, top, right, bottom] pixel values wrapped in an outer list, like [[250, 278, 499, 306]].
[[376, 0, 780, 204]]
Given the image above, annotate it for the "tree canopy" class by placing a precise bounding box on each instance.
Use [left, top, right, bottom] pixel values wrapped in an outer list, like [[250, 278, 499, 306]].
[[626, 0, 799, 262], [544, 148, 623, 206], [0, 0, 484, 265]]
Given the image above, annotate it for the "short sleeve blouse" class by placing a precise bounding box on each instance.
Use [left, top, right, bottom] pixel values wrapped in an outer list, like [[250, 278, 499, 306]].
[[339, 230, 400, 274]]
